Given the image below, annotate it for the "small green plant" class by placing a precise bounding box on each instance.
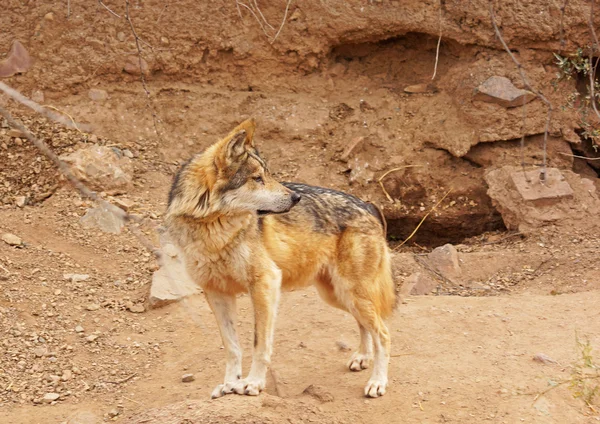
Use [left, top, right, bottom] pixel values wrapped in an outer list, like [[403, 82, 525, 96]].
[[553, 48, 600, 147], [570, 334, 600, 409]]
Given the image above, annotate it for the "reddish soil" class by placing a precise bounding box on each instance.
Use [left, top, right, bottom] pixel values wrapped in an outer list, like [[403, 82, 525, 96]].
[[1, 1, 600, 423]]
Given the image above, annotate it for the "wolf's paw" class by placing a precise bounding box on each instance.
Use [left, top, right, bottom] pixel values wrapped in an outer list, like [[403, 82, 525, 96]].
[[210, 381, 238, 399], [347, 352, 372, 371], [364, 378, 387, 398], [232, 377, 265, 396]]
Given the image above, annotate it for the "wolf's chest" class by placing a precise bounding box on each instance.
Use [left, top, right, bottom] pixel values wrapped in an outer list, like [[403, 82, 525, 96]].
[[182, 241, 252, 292]]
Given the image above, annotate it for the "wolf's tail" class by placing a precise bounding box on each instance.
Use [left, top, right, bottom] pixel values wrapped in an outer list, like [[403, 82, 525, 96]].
[[379, 246, 398, 319]]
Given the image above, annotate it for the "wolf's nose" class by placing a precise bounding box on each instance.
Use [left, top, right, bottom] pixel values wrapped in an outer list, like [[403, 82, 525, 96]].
[[291, 192, 301, 205]]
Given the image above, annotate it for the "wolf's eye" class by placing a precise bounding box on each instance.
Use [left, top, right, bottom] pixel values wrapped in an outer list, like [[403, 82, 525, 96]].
[[253, 176, 264, 185]]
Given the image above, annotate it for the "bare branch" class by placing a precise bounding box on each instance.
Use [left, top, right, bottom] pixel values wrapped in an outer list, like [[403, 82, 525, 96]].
[[253, 0, 275, 31], [124, 0, 163, 142], [588, 0, 600, 123], [237, 2, 273, 40], [488, 1, 553, 182], [271, 0, 293, 44], [99, 0, 122, 19], [432, 0, 443, 80], [0, 82, 91, 132], [0, 104, 162, 264], [559, 0, 570, 54]]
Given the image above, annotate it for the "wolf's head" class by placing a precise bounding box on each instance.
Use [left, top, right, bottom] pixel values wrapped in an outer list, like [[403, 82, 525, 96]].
[[167, 119, 301, 219]]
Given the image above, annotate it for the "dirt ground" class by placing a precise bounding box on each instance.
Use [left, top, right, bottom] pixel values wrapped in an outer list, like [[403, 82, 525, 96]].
[[2, 1, 600, 423]]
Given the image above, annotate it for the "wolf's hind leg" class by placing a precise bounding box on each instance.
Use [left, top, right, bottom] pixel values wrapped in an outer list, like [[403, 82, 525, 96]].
[[205, 290, 243, 399]]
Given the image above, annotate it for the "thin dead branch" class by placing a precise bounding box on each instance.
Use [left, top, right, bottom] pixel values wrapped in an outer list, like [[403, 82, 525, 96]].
[[588, 0, 600, 123], [558, 152, 600, 161], [394, 189, 452, 250], [0, 82, 91, 132], [99, 0, 122, 19], [377, 165, 423, 203], [559, 0, 570, 54], [124, 0, 163, 142], [432, 0, 443, 80], [271, 0, 293, 44], [0, 103, 162, 265], [254, 0, 275, 31], [237, 2, 272, 40], [489, 1, 553, 182]]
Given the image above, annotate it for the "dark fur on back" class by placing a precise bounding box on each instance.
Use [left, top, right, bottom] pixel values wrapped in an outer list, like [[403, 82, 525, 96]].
[[278, 183, 386, 234]]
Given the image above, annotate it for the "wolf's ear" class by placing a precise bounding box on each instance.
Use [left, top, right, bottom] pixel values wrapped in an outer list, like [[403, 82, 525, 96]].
[[217, 119, 256, 168]]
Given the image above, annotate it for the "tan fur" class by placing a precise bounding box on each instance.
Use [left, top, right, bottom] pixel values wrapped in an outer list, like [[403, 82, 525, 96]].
[[166, 119, 395, 398]]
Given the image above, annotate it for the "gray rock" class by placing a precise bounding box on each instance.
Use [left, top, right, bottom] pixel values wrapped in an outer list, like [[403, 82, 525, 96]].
[[427, 244, 462, 282], [474, 76, 536, 108], [80, 205, 125, 234]]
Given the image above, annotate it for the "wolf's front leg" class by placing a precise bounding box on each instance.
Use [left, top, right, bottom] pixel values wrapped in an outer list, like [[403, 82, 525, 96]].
[[205, 290, 243, 399], [233, 268, 282, 396]]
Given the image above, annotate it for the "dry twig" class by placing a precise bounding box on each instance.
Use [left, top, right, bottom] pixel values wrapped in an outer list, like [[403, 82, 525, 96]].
[[99, 0, 122, 19], [377, 165, 423, 203], [488, 1, 553, 182], [0, 82, 91, 132], [124, 0, 163, 141], [432, 0, 443, 80], [588, 0, 600, 122], [0, 103, 162, 265], [271, 0, 293, 44], [394, 189, 452, 250], [559, 0, 570, 54], [558, 152, 600, 161]]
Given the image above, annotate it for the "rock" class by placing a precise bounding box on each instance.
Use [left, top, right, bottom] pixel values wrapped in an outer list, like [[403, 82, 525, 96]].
[[473, 76, 536, 108], [404, 83, 435, 94], [61, 369, 73, 381], [117, 31, 126, 42], [60, 145, 133, 194], [75, 325, 84, 333], [123, 56, 149, 76], [340, 136, 365, 162], [88, 88, 108, 102], [302, 384, 334, 403], [511, 168, 574, 201], [108, 409, 120, 418], [148, 231, 198, 309], [485, 166, 600, 232], [64, 274, 90, 282], [122, 149, 134, 159], [113, 197, 137, 211], [427, 244, 462, 282], [181, 373, 195, 382], [128, 304, 145, 313], [44, 12, 54, 21], [80, 205, 125, 234], [43, 392, 60, 403], [0, 40, 32, 78], [401, 272, 437, 296], [8, 128, 25, 138], [86, 334, 99, 342], [160, 36, 169, 45], [15, 196, 27, 207], [2, 233, 22, 246], [336, 341, 351, 352], [86, 304, 100, 311]]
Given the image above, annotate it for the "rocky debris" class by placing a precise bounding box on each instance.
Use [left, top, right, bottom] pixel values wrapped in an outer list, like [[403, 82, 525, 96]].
[[42, 392, 60, 403], [339, 136, 365, 162], [329, 103, 354, 121], [181, 373, 195, 383], [473, 76, 536, 108], [427, 244, 462, 282], [123, 56, 149, 76], [75, 325, 84, 333], [88, 88, 108, 102], [2, 233, 22, 246], [302, 384, 334, 403], [0, 40, 32, 78], [113, 197, 137, 211], [86, 303, 100, 311], [60, 145, 133, 194], [485, 166, 600, 232], [80, 205, 125, 234], [148, 231, 198, 309], [15, 195, 27, 207], [31, 89, 44, 103], [86, 334, 99, 342], [401, 272, 437, 296], [64, 273, 90, 282], [336, 340, 351, 352], [127, 303, 145, 313]]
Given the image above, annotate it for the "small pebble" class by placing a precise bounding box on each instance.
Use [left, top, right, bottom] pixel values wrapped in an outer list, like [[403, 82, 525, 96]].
[[181, 373, 195, 383]]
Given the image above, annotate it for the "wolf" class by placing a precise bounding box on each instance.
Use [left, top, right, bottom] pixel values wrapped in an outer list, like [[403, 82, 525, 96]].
[[165, 119, 396, 399]]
